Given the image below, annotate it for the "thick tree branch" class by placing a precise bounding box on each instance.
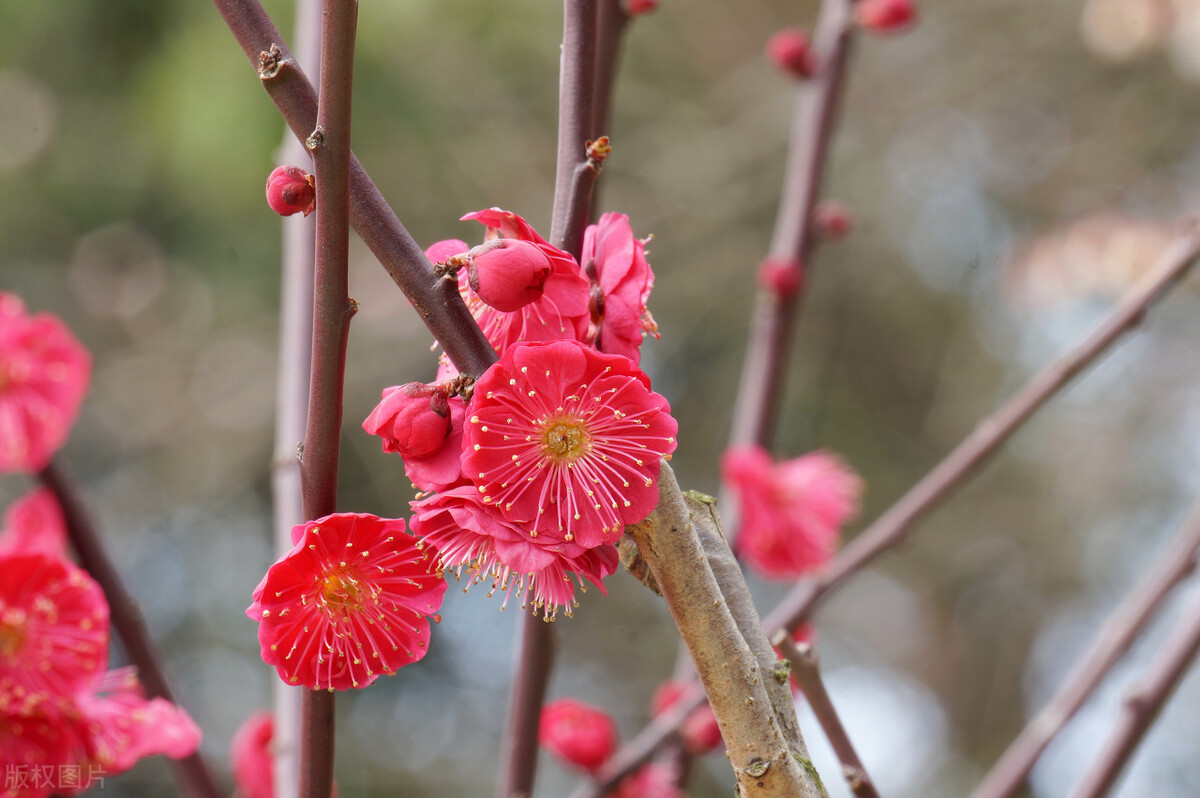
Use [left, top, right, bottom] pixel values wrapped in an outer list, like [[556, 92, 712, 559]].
[[626, 463, 823, 798], [589, 220, 1200, 784], [971, 495, 1200, 798], [39, 461, 223, 798], [775, 635, 880, 798]]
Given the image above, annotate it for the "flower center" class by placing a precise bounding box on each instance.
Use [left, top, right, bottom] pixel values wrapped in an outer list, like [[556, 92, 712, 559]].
[[541, 420, 590, 462], [320, 570, 365, 614], [0, 608, 27, 659]]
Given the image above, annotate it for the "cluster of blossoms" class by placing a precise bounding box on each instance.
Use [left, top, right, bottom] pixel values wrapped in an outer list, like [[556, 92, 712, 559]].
[[367, 208, 676, 621], [0, 295, 199, 793]]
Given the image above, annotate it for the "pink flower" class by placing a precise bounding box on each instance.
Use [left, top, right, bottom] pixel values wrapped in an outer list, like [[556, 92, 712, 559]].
[[248, 513, 447, 691], [651, 681, 722, 755], [363, 383, 453, 460], [0, 552, 109, 704], [611, 762, 684, 798], [856, 0, 917, 33], [365, 384, 468, 494], [449, 209, 592, 354], [71, 668, 201, 774], [463, 239, 554, 312], [766, 28, 816, 78], [463, 340, 678, 548], [0, 293, 91, 473], [581, 213, 658, 365], [410, 486, 618, 620], [230, 710, 274, 798], [538, 698, 617, 773], [722, 446, 862, 580], [265, 165, 316, 217], [0, 489, 67, 558]]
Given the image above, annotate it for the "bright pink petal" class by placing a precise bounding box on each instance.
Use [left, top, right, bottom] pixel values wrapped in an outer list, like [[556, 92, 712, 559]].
[[249, 514, 447, 691], [0, 296, 91, 473], [0, 489, 68, 559], [464, 341, 677, 548]]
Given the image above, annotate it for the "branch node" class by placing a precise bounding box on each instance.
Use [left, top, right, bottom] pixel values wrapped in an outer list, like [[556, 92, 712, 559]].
[[306, 127, 326, 151], [744, 759, 770, 778], [257, 43, 285, 79]]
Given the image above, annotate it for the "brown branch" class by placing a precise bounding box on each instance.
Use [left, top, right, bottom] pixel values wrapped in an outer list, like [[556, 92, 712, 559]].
[[691, 492, 806, 757], [549, 0, 598, 257], [728, 0, 856, 455], [588, 219, 1200, 784], [38, 460, 223, 798], [1068, 591, 1200, 798], [762, 220, 1200, 636], [496, 617, 557, 798], [296, 1, 358, 795], [211, 0, 496, 380], [971, 495, 1200, 798], [270, 2, 320, 795], [625, 463, 822, 798], [775, 635, 880, 798]]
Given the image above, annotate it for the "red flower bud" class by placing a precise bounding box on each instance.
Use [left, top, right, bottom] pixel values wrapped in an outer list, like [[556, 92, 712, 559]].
[[757, 256, 804, 298], [814, 200, 854, 240], [626, 0, 659, 16], [856, 0, 917, 34], [362, 383, 451, 460], [265, 165, 316, 217], [466, 239, 554, 312], [766, 28, 816, 78], [539, 698, 617, 773]]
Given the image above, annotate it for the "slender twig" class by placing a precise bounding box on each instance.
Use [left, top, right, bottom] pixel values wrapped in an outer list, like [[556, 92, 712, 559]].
[[1069, 591, 1200, 798], [549, 0, 598, 255], [497, 6, 599, 797], [588, 221, 1200, 785], [270, 0, 320, 794], [763, 221, 1200, 637], [728, 0, 857, 458], [972, 495, 1200, 798], [211, 0, 495, 380], [38, 461, 223, 798], [775, 635, 881, 798], [625, 463, 820, 797], [590, 0, 627, 142], [295, 2, 358, 796]]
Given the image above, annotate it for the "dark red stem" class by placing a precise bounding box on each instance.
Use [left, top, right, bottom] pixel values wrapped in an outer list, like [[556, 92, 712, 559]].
[[296, 1, 359, 795], [728, 0, 856, 455]]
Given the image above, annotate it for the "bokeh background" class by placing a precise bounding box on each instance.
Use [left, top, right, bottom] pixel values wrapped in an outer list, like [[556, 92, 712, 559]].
[[3, 0, 1200, 795]]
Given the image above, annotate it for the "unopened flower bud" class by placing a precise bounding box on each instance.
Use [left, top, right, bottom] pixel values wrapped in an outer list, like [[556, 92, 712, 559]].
[[757, 256, 804, 298], [814, 200, 854, 240], [266, 165, 316, 217], [626, 0, 659, 16], [466, 239, 554, 312], [539, 699, 617, 773], [766, 28, 816, 78], [363, 383, 451, 459], [856, 0, 917, 34]]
